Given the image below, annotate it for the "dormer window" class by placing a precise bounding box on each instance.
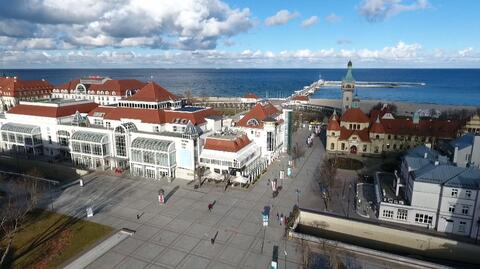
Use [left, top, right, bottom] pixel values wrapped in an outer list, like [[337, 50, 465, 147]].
[[247, 118, 259, 126]]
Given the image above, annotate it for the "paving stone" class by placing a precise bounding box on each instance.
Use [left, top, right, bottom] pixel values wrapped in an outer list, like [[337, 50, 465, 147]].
[[111, 237, 144, 255], [132, 242, 166, 261], [154, 248, 188, 268], [241, 251, 272, 269], [177, 254, 210, 269], [218, 245, 247, 266], [191, 240, 225, 259], [171, 234, 201, 252], [113, 257, 148, 269], [86, 251, 125, 269], [150, 229, 181, 246]]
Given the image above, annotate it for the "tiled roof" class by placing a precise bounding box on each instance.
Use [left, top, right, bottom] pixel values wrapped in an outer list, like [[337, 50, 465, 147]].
[[56, 79, 145, 96], [203, 133, 251, 152], [243, 93, 259, 99], [338, 127, 370, 142], [370, 117, 385, 133], [327, 113, 340, 131], [450, 133, 475, 150], [88, 106, 219, 125], [7, 102, 98, 118], [341, 108, 369, 123], [380, 118, 460, 138], [126, 82, 179, 102], [237, 102, 280, 128], [0, 77, 53, 97]]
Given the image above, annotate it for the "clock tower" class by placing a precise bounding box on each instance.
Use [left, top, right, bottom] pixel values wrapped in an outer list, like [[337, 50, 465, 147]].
[[342, 60, 355, 112]]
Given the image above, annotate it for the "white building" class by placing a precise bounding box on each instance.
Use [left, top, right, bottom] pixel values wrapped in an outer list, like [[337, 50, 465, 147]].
[[234, 101, 284, 162], [0, 82, 222, 180], [52, 76, 145, 105], [199, 131, 265, 183], [375, 145, 480, 240], [447, 133, 480, 168]]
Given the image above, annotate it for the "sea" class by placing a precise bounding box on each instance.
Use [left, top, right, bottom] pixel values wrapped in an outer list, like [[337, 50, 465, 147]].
[[1, 68, 479, 106]]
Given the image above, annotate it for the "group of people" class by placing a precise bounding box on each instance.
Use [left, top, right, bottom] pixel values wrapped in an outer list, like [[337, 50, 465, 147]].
[[306, 133, 315, 148], [276, 212, 288, 226]]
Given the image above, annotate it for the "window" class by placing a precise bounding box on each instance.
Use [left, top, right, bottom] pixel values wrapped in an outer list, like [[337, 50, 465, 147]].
[[154, 126, 160, 133], [48, 135, 52, 144], [375, 135, 380, 139], [462, 205, 469, 215], [415, 213, 433, 224], [458, 221, 466, 233], [94, 119, 103, 125], [173, 126, 177, 132], [396, 209, 408, 220], [341, 143, 345, 150], [451, 189, 458, 197], [330, 143, 335, 150], [387, 135, 391, 139], [466, 190, 472, 198], [382, 210, 394, 218], [363, 144, 367, 152], [448, 204, 455, 213], [105, 122, 111, 129]]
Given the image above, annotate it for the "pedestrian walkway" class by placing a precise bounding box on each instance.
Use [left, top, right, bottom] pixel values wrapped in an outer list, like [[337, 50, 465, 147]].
[[45, 127, 323, 269]]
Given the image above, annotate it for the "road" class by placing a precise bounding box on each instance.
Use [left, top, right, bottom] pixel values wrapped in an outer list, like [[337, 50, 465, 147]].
[[40, 127, 327, 269]]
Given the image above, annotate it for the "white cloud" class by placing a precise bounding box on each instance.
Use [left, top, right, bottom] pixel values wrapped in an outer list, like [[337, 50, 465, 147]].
[[325, 13, 342, 24], [1, 42, 479, 68], [0, 0, 253, 51], [458, 47, 474, 57], [301, 16, 319, 28], [359, 0, 429, 22], [265, 10, 299, 26]]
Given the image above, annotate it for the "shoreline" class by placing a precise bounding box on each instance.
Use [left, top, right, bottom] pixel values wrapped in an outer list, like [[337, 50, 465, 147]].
[[309, 98, 478, 115]]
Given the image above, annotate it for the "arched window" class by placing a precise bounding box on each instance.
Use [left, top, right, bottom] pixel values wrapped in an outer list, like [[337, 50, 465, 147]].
[[375, 135, 380, 139], [330, 143, 335, 150], [247, 118, 259, 126]]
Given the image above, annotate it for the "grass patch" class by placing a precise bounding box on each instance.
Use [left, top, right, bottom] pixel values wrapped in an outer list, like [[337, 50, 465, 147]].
[[0, 156, 81, 182], [1, 209, 113, 269], [333, 157, 364, 170]]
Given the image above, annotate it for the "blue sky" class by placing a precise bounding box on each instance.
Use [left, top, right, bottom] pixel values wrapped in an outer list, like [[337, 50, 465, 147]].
[[0, 0, 478, 68]]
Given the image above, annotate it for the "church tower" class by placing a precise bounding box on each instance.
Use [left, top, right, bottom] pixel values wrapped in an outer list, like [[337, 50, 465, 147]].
[[342, 60, 355, 112]]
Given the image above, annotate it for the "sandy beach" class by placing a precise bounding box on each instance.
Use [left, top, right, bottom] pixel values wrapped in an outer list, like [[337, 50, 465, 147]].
[[309, 98, 478, 116]]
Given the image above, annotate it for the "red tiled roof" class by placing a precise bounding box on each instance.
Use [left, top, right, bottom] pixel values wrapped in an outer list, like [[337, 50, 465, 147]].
[[327, 119, 341, 131], [126, 82, 179, 102], [0, 77, 53, 97], [56, 79, 145, 96], [88, 106, 220, 125], [338, 127, 370, 142], [237, 102, 280, 128], [341, 108, 369, 123], [380, 118, 461, 138], [7, 102, 98, 118], [203, 133, 251, 152], [243, 93, 260, 99], [291, 95, 309, 101], [370, 118, 385, 133]]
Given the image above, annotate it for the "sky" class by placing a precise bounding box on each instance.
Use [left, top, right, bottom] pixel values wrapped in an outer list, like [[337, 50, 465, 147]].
[[0, 0, 479, 68]]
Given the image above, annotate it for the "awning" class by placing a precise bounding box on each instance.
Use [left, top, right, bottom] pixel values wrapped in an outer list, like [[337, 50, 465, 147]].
[[1, 123, 41, 135], [232, 175, 248, 184]]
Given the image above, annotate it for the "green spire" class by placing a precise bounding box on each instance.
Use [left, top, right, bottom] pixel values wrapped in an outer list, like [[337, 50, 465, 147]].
[[343, 60, 355, 83]]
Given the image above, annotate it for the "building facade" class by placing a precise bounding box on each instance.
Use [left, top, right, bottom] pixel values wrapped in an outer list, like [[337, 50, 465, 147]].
[[0, 76, 53, 111], [375, 145, 480, 239], [0, 82, 222, 180], [234, 101, 285, 162], [52, 76, 146, 105]]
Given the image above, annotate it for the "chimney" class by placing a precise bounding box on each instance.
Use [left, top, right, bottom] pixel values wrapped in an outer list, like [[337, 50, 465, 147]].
[[394, 170, 404, 197]]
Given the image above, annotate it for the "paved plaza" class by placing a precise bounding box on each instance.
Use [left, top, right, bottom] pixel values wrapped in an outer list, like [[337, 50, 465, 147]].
[[44, 128, 327, 269]]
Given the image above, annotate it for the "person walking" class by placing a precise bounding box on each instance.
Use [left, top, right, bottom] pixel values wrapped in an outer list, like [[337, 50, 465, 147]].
[[276, 212, 280, 222], [280, 213, 284, 226], [208, 203, 213, 212]]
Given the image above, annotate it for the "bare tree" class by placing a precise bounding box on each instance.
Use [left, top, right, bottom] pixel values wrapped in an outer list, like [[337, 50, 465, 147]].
[[184, 90, 194, 105], [223, 171, 232, 191], [195, 166, 206, 187], [0, 176, 41, 266], [317, 158, 337, 211]]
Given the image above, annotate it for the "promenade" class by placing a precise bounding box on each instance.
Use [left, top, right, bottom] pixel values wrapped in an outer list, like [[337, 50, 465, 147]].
[[46, 127, 324, 269]]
